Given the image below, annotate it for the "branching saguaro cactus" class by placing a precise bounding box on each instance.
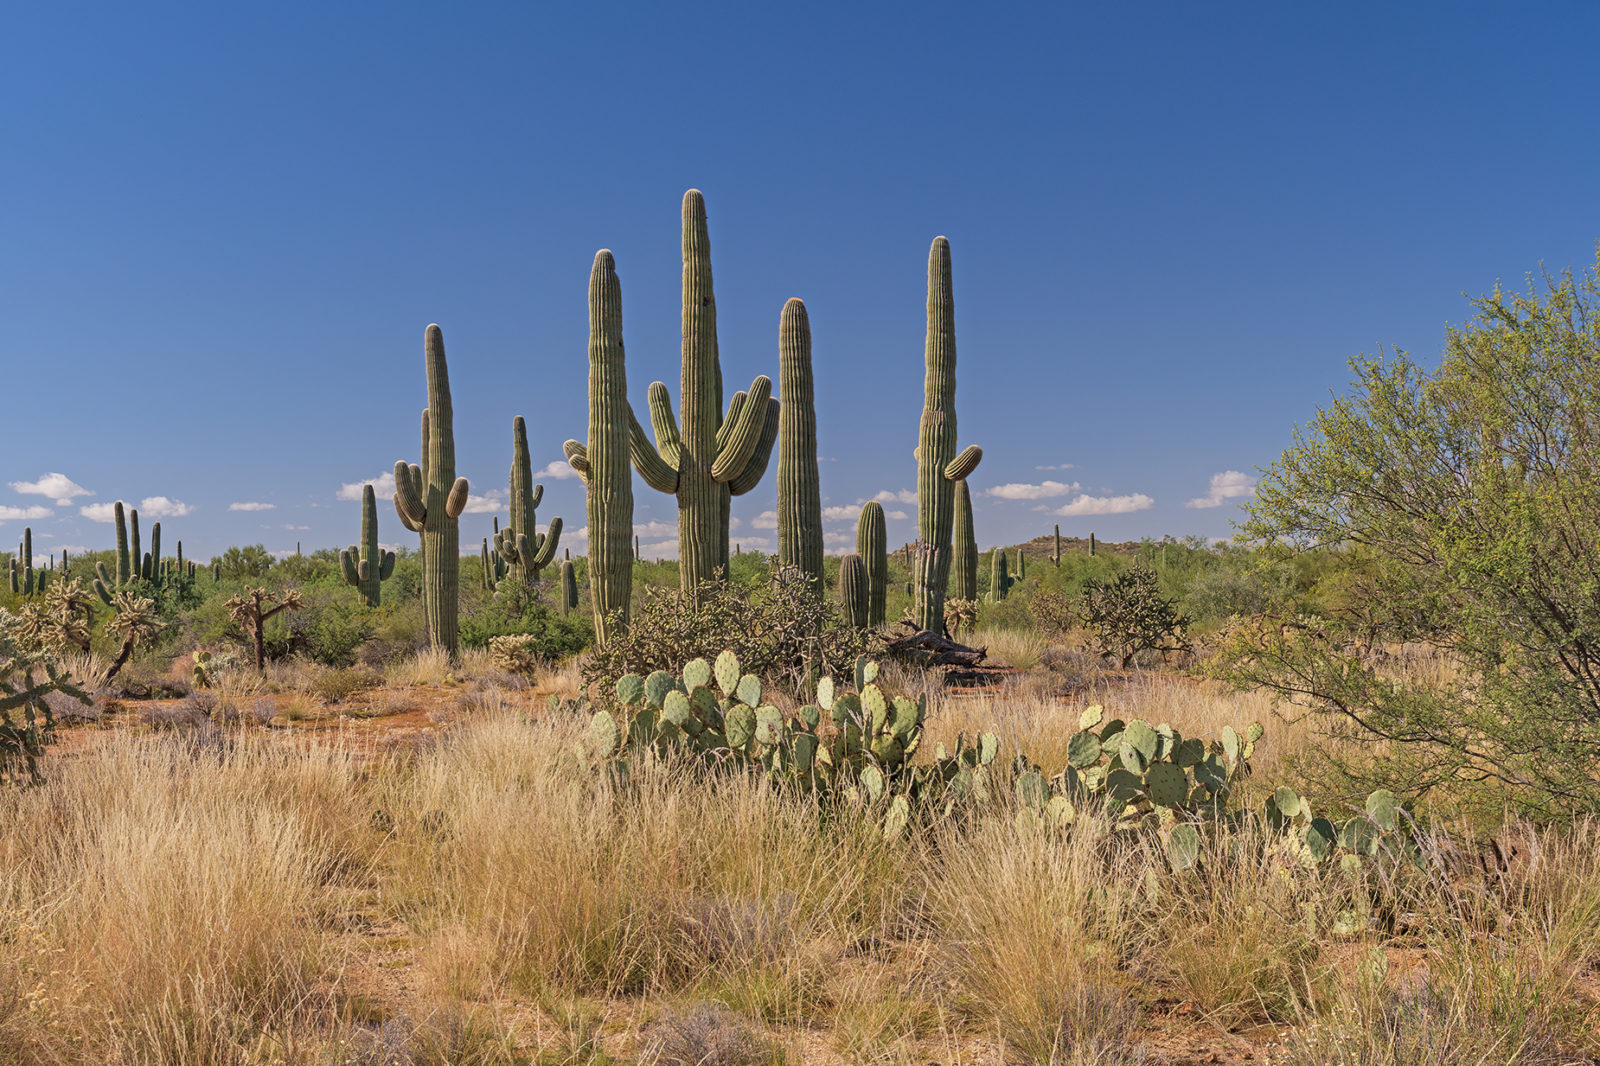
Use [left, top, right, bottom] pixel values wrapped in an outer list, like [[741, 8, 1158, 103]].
[[913, 237, 982, 633], [563, 250, 635, 645], [496, 416, 562, 583], [777, 297, 822, 586], [624, 190, 780, 594], [839, 553, 869, 629], [393, 325, 470, 656], [340, 483, 395, 607], [226, 587, 303, 673], [952, 481, 978, 601], [857, 502, 887, 626]]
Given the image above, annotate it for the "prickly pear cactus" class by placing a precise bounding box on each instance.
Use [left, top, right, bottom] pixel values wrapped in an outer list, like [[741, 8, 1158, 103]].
[[579, 649, 998, 837]]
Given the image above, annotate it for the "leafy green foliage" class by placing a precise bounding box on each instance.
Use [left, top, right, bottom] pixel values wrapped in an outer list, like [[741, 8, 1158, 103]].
[[1220, 255, 1600, 819]]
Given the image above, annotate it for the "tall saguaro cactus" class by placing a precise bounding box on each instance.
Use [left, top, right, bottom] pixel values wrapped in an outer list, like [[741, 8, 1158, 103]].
[[563, 250, 635, 645], [393, 325, 470, 655], [951, 480, 978, 601], [1054, 524, 1061, 566], [341, 483, 396, 607], [913, 237, 983, 633], [19, 527, 33, 596], [496, 416, 562, 583], [856, 501, 887, 626], [625, 190, 780, 594], [777, 297, 823, 586]]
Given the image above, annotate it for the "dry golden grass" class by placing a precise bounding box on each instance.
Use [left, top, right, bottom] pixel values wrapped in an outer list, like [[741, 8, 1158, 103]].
[[2, 651, 1597, 1064]]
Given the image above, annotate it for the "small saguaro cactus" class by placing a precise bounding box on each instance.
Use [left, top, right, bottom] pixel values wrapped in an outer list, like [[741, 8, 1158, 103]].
[[340, 483, 396, 607], [1054, 524, 1061, 566], [561, 559, 579, 615], [393, 325, 471, 656], [145, 522, 161, 582], [564, 250, 636, 645], [856, 501, 887, 626], [951, 481, 978, 602], [1090, 532, 1097, 556], [1016, 549, 1026, 581], [19, 527, 33, 596], [481, 538, 495, 591], [620, 190, 781, 594], [913, 237, 982, 633], [989, 547, 1013, 601], [777, 297, 823, 586], [839, 553, 869, 629], [496, 416, 563, 584]]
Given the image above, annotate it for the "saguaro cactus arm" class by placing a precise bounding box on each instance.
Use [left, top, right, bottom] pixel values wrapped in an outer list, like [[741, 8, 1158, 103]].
[[945, 445, 983, 482], [727, 399, 780, 497]]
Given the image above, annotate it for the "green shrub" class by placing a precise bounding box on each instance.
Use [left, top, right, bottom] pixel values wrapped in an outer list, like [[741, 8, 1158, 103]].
[[583, 566, 870, 697]]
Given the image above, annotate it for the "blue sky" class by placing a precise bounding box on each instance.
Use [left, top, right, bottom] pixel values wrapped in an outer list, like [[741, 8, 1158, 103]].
[[4, 2, 1598, 560]]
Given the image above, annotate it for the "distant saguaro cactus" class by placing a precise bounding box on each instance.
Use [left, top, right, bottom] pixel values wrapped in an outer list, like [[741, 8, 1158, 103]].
[[913, 237, 982, 633], [393, 325, 470, 656], [340, 483, 395, 607], [1054, 524, 1061, 566], [497, 415, 562, 584]]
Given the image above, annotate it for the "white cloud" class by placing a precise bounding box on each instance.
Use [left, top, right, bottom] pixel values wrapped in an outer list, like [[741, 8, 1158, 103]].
[[283, 524, 310, 531], [822, 505, 860, 521], [1053, 493, 1154, 517], [338, 473, 396, 501], [1186, 470, 1257, 509], [80, 496, 193, 522], [752, 511, 778, 530], [871, 489, 917, 505], [985, 480, 1081, 500], [536, 460, 581, 481], [733, 536, 774, 552], [728, 516, 742, 530], [461, 490, 506, 515], [137, 496, 193, 518], [229, 501, 276, 512], [0, 505, 52, 522], [10, 473, 90, 505], [1033, 464, 1076, 471], [885, 509, 909, 521]]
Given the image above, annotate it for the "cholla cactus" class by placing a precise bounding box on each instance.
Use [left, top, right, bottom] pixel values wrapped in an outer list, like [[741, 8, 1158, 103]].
[[0, 609, 89, 784], [103, 590, 162, 683], [225, 587, 304, 673]]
